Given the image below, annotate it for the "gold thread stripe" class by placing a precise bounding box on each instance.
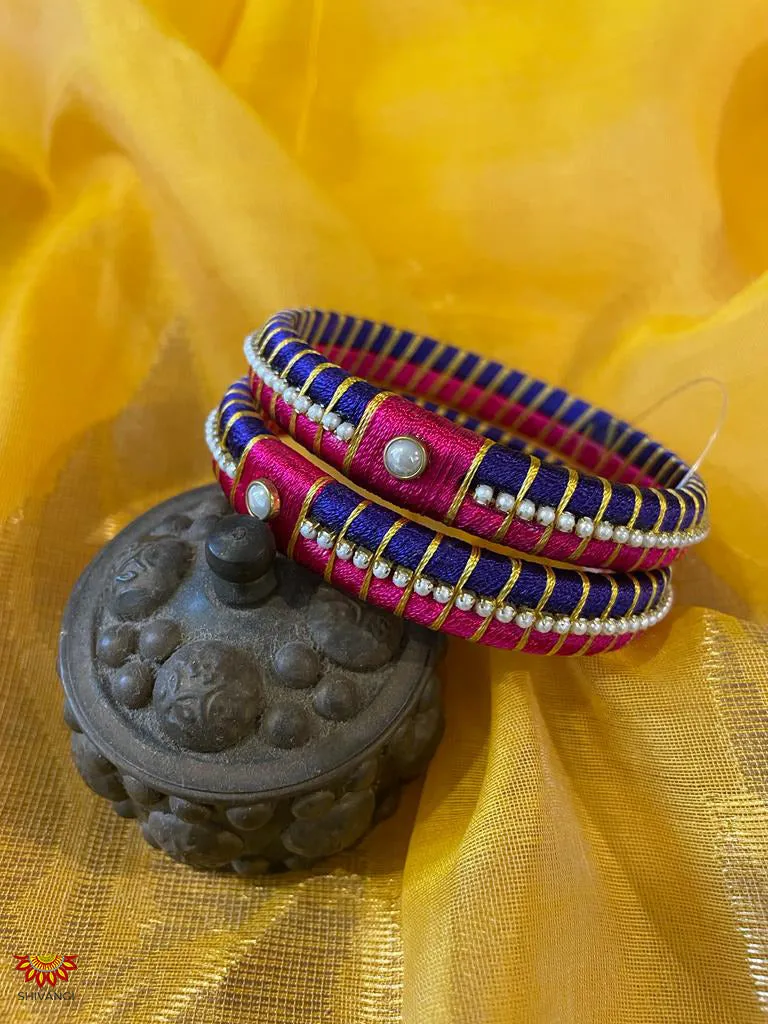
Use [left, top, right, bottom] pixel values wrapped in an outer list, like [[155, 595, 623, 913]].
[[230, 433, 274, 493], [513, 565, 557, 652], [492, 456, 542, 542], [571, 476, 611, 560], [506, 382, 562, 434], [362, 324, 403, 381], [256, 321, 287, 356], [394, 535, 443, 618], [342, 391, 392, 474], [346, 317, 378, 374], [287, 476, 334, 559], [470, 560, 523, 644], [548, 570, 591, 656], [445, 438, 494, 525], [337, 317, 369, 373], [319, 311, 348, 359], [430, 546, 482, 631], [380, 333, 425, 388], [220, 409, 262, 448], [424, 348, 466, 399], [465, 363, 507, 417], [324, 501, 370, 583], [603, 484, 642, 569], [531, 467, 579, 555], [358, 518, 408, 602], [288, 360, 336, 432], [450, 357, 491, 408], [578, 575, 619, 657], [403, 340, 445, 394], [311, 375, 366, 456]]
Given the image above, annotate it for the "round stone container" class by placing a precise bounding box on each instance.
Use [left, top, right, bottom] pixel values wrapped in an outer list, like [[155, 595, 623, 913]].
[[58, 486, 444, 874]]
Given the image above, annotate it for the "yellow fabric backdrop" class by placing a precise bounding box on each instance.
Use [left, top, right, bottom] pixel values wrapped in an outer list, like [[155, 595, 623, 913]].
[[0, 1, 766, 1021]]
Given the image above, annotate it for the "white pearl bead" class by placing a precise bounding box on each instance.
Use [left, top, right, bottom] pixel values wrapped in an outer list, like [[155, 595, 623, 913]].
[[473, 484, 494, 506], [392, 567, 412, 588], [316, 530, 335, 549], [515, 610, 535, 629], [283, 387, 298, 405], [612, 525, 630, 544], [335, 422, 355, 442], [536, 505, 556, 526], [601, 619, 617, 635], [372, 559, 391, 579], [595, 521, 613, 541], [556, 511, 575, 532], [571, 618, 588, 635], [475, 598, 495, 617], [413, 576, 434, 597], [322, 411, 341, 431], [335, 540, 354, 560], [516, 498, 536, 521], [575, 517, 594, 538], [535, 615, 554, 633], [586, 620, 602, 636], [554, 616, 571, 634], [495, 604, 515, 623], [433, 585, 453, 604], [294, 395, 311, 414], [383, 436, 428, 480], [353, 549, 372, 569], [307, 404, 324, 423], [495, 492, 516, 513], [245, 480, 278, 521], [639, 613, 650, 629], [455, 591, 476, 612], [630, 530, 644, 548]]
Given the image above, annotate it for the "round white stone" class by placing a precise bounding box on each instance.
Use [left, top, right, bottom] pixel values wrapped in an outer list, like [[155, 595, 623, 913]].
[[352, 549, 372, 570], [554, 616, 571, 635], [316, 530, 335, 549], [612, 525, 630, 544], [335, 540, 354, 560], [433, 585, 453, 604], [495, 492, 516, 513], [455, 591, 476, 612], [335, 422, 355, 442], [392, 567, 412, 588], [299, 521, 317, 540], [536, 505, 556, 526], [322, 411, 341, 431], [587, 620, 602, 636], [595, 521, 613, 541], [515, 610, 535, 629], [372, 559, 391, 579], [630, 530, 644, 548], [307, 404, 324, 423], [495, 604, 515, 623], [474, 484, 494, 506], [571, 618, 588, 635], [246, 480, 276, 521], [556, 511, 576, 533], [516, 498, 536, 521], [475, 598, 495, 617], [294, 395, 311, 414], [413, 576, 434, 597], [575, 516, 594, 538], [535, 615, 554, 633], [383, 436, 428, 480]]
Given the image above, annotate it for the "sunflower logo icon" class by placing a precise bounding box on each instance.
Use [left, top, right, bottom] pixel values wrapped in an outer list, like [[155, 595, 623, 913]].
[[13, 953, 78, 987]]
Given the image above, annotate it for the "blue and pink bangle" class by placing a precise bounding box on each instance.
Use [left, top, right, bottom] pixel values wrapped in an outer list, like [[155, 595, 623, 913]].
[[241, 310, 708, 574], [206, 376, 675, 657]]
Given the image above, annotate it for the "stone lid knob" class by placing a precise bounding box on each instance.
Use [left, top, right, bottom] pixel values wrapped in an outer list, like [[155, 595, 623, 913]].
[[205, 515, 276, 604]]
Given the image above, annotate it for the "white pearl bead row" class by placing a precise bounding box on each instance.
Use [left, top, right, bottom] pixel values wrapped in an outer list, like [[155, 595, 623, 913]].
[[298, 518, 674, 637], [471, 484, 707, 551], [244, 335, 356, 443], [205, 409, 237, 477]]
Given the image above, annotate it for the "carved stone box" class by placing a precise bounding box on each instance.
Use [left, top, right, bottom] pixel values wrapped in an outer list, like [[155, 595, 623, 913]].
[[58, 486, 444, 874]]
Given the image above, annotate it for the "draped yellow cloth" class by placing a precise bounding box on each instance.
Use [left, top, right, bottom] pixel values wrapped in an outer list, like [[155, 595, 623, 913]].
[[0, 1, 766, 1021]]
